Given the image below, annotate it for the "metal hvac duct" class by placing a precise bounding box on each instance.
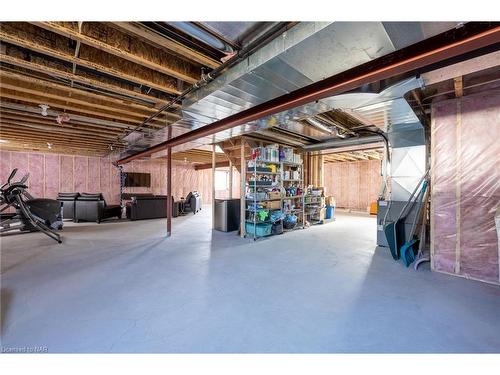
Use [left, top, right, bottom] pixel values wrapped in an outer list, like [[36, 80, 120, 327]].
[[167, 22, 234, 53], [118, 22, 494, 163], [302, 135, 383, 151]]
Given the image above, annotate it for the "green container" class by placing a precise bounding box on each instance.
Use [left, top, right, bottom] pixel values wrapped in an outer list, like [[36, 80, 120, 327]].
[[245, 222, 272, 237]]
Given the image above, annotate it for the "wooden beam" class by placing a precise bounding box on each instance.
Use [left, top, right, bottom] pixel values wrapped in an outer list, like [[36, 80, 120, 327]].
[[0, 119, 123, 140], [0, 102, 149, 135], [31, 22, 199, 84], [0, 31, 181, 95], [193, 160, 231, 170], [0, 81, 177, 124], [0, 89, 165, 126], [0, 54, 169, 106], [0, 69, 180, 115], [0, 141, 108, 156], [0, 131, 114, 150], [422, 50, 500, 85], [111, 22, 220, 69], [454, 76, 464, 97], [0, 111, 126, 136], [0, 125, 120, 146]]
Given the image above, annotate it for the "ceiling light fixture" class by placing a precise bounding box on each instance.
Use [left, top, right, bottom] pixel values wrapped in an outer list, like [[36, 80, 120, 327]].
[[47, 142, 53, 149], [0, 139, 9, 144], [39, 104, 50, 116]]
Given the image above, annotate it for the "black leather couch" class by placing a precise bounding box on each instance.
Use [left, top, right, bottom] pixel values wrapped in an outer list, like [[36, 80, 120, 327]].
[[126, 195, 180, 220], [57, 192, 80, 220], [74, 193, 122, 223]]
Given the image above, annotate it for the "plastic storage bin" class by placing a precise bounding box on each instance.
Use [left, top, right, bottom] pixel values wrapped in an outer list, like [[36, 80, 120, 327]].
[[245, 222, 272, 237], [325, 206, 335, 219]]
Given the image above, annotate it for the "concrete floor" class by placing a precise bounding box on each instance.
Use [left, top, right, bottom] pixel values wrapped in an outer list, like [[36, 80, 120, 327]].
[[1, 207, 499, 353]]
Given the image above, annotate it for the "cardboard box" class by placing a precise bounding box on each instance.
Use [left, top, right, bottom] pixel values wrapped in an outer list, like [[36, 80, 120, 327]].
[[263, 200, 281, 209], [369, 201, 377, 215], [268, 191, 281, 199], [325, 196, 336, 206], [319, 207, 326, 221]]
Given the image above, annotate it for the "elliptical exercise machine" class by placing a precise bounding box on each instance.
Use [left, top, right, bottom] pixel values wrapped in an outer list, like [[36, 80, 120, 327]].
[[0, 169, 63, 243]]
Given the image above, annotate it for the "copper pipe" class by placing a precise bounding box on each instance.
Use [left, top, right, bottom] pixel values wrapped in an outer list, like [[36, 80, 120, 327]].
[[117, 24, 500, 165]]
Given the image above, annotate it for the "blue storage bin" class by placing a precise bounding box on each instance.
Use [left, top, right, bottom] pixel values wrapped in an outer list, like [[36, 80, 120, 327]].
[[326, 206, 335, 219], [245, 222, 272, 237]]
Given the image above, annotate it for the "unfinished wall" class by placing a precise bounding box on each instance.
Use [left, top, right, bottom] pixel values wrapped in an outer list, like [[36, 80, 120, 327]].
[[431, 89, 500, 285], [195, 167, 241, 202], [323, 160, 381, 211], [0, 150, 120, 204], [0, 150, 240, 205]]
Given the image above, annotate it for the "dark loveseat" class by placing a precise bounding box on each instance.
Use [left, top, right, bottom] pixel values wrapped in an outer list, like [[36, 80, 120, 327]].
[[125, 195, 181, 220], [57, 192, 80, 220], [74, 193, 122, 223]]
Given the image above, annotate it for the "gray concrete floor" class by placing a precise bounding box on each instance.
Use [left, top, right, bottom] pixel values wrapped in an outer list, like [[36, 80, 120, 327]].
[[1, 206, 499, 353]]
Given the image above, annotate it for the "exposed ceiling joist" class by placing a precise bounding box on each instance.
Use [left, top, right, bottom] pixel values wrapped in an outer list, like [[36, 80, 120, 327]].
[[422, 50, 500, 85], [30, 22, 199, 84], [0, 88, 166, 126], [0, 81, 178, 125], [0, 129, 117, 149], [0, 54, 170, 106], [111, 22, 220, 69], [0, 70, 180, 114], [0, 102, 144, 131], [0, 116, 123, 138], [454, 76, 464, 97], [0, 140, 112, 156], [0, 31, 182, 96], [0, 119, 125, 140]]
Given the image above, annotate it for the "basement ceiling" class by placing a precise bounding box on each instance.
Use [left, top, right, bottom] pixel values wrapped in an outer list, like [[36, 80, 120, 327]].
[[0, 21, 275, 156]]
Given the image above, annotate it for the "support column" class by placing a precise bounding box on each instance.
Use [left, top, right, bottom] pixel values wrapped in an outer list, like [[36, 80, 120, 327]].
[[240, 137, 246, 238], [212, 144, 216, 229], [228, 160, 233, 199], [166, 145, 172, 237]]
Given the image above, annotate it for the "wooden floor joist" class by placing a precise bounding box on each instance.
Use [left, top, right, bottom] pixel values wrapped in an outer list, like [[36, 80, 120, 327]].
[[0, 54, 171, 107], [0, 110, 143, 137], [0, 122, 118, 145], [0, 70, 181, 116], [0, 119, 123, 140], [0, 113, 124, 136], [31, 22, 199, 84], [0, 141, 113, 156], [0, 131, 115, 150], [111, 22, 221, 69], [0, 82, 178, 125], [0, 104, 143, 132], [0, 89, 167, 126], [0, 31, 182, 96]]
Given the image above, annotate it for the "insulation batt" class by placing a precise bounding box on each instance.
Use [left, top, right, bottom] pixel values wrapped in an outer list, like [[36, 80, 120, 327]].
[[0, 151, 239, 206], [431, 89, 500, 284]]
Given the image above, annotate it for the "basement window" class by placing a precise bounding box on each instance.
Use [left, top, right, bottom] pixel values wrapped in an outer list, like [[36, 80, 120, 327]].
[[215, 170, 229, 190]]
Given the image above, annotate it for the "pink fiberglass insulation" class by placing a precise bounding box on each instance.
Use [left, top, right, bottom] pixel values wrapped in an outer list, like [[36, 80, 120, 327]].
[[74, 156, 88, 193], [60, 155, 74, 192], [431, 89, 500, 284], [87, 157, 100, 194], [28, 153, 44, 198], [44, 154, 60, 199], [0, 151, 11, 183], [2, 150, 238, 207]]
